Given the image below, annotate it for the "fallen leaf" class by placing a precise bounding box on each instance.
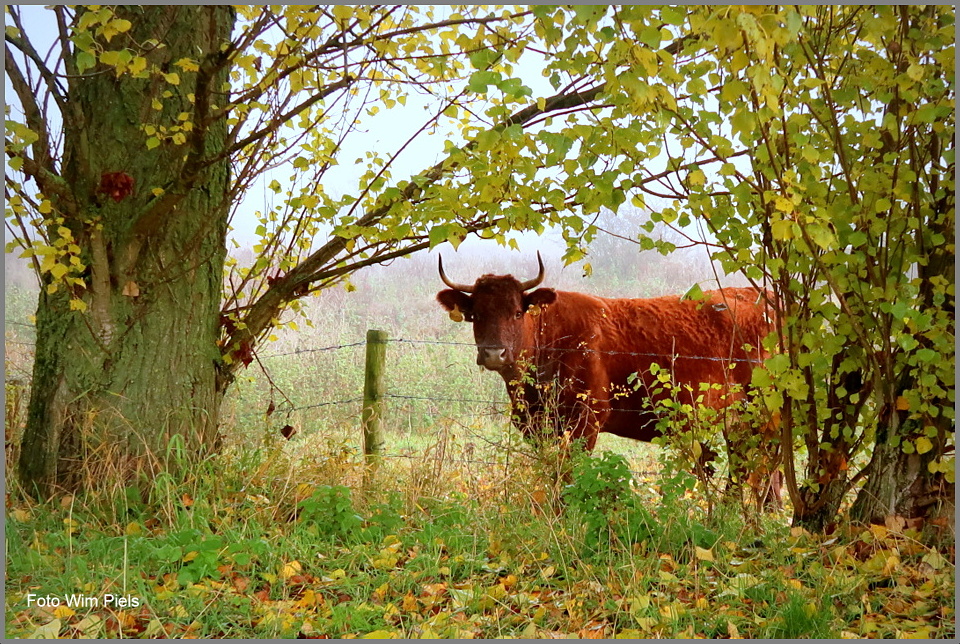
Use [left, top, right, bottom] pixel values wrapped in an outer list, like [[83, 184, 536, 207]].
[[728, 620, 741, 639], [694, 546, 714, 562], [401, 593, 418, 612], [578, 620, 608, 639], [280, 560, 302, 580], [30, 619, 61, 639]]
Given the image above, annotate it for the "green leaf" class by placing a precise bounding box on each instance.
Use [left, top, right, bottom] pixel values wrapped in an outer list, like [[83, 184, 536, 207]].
[[467, 70, 501, 94], [681, 283, 705, 301], [806, 223, 835, 250], [766, 354, 791, 375], [76, 51, 96, 74], [638, 27, 661, 48], [660, 6, 686, 25], [428, 224, 451, 248]]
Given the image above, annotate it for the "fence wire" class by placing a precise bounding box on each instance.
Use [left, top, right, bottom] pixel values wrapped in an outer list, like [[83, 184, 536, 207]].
[[5, 326, 764, 419]]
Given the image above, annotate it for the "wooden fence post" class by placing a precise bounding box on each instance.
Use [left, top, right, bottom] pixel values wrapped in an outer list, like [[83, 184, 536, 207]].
[[362, 329, 387, 465]]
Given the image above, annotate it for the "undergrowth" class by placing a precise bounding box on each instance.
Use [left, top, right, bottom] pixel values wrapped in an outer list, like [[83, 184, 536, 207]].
[[4, 435, 954, 639]]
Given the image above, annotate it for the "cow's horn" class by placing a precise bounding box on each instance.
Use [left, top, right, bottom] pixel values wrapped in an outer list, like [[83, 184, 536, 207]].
[[519, 251, 545, 291], [438, 255, 474, 293]]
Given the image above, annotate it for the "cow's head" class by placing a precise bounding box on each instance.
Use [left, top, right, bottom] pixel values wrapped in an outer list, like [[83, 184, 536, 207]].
[[437, 252, 557, 371]]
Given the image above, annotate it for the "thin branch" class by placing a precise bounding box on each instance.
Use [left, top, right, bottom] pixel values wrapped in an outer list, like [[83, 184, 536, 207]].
[[5, 11, 68, 110]]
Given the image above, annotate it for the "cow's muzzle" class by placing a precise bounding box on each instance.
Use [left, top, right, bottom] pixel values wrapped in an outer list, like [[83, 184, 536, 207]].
[[477, 346, 509, 370]]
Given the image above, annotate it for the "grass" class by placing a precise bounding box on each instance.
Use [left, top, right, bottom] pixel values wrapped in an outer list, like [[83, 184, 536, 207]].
[[5, 423, 955, 639]]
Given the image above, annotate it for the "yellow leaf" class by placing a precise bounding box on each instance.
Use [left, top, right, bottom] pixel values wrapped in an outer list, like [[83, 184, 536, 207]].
[[295, 589, 321, 609], [882, 554, 901, 576], [175, 57, 200, 72], [125, 521, 142, 536], [29, 619, 61, 639], [122, 280, 140, 297], [128, 56, 147, 75], [163, 72, 181, 85], [280, 560, 302, 580], [694, 546, 714, 562], [332, 5, 353, 21], [53, 605, 76, 619], [774, 195, 793, 212], [75, 614, 104, 635], [182, 550, 199, 563], [70, 299, 88, 312], [50, 263, 69, 280], [727, 620, 741, 639], [896, 396, 910, 410], [915, 436, 933, 454], [382, 603, 400, 620]]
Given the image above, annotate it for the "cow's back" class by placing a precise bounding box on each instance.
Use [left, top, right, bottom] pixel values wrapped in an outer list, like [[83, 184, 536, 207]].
[[528, 287, 773, 441]]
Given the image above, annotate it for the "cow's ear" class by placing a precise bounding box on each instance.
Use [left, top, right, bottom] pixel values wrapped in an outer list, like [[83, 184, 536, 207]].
[[524, 288, 557, 311], [437, 289, 473, 322]]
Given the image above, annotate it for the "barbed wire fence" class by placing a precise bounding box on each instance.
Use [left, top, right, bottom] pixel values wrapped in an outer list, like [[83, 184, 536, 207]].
[[6, 320, 762, 477]]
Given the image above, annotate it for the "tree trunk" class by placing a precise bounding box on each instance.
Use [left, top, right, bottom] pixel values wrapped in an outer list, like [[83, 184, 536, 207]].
[[850, 407, 953, 529], [18, 6, 234, 496], [791, 479, 849, 533]]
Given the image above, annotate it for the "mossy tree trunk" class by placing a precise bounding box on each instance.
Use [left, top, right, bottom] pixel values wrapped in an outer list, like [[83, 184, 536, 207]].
[[18, 6, 235, 496]]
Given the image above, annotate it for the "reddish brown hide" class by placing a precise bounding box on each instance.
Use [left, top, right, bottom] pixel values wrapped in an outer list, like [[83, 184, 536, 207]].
[[437, 253, 779, 501]]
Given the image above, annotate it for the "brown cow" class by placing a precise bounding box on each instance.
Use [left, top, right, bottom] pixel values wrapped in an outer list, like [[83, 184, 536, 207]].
[[437, 252, 779, 501]]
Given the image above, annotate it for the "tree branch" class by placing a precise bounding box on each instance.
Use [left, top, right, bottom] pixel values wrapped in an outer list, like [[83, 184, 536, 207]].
[[5, 9, 68, 111], [4, 43, 57, 183]]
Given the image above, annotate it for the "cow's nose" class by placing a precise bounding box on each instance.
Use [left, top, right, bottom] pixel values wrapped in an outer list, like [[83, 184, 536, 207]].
[[477, 347, 508, 369]]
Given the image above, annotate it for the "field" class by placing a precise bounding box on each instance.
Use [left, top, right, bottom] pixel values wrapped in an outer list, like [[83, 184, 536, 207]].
[[4, 249, 955, 639]]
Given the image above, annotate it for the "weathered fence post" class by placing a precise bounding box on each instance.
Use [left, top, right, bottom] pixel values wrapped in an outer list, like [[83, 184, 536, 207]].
[[362, 329, 387, 465]]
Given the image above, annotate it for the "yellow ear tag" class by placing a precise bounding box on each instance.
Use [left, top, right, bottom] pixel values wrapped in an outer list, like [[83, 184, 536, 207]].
[[528, 304, 542, 316], [449, 307, 464, 322]]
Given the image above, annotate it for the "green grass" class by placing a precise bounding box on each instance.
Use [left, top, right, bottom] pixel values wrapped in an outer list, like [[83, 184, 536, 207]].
[[5, 433, 955, 639]]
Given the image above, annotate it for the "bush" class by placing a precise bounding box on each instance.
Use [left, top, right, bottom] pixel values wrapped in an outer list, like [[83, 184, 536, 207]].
[[298, 485, 363, 543], [563, 451, 660, 555]]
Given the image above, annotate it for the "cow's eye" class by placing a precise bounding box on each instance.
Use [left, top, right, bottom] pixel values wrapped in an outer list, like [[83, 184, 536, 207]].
[[515, 310, 524, 319]]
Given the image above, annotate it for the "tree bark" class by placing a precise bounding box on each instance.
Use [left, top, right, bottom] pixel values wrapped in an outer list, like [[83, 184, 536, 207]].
[[18, 6, 235, 496], [850, 406, 954, 531]]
